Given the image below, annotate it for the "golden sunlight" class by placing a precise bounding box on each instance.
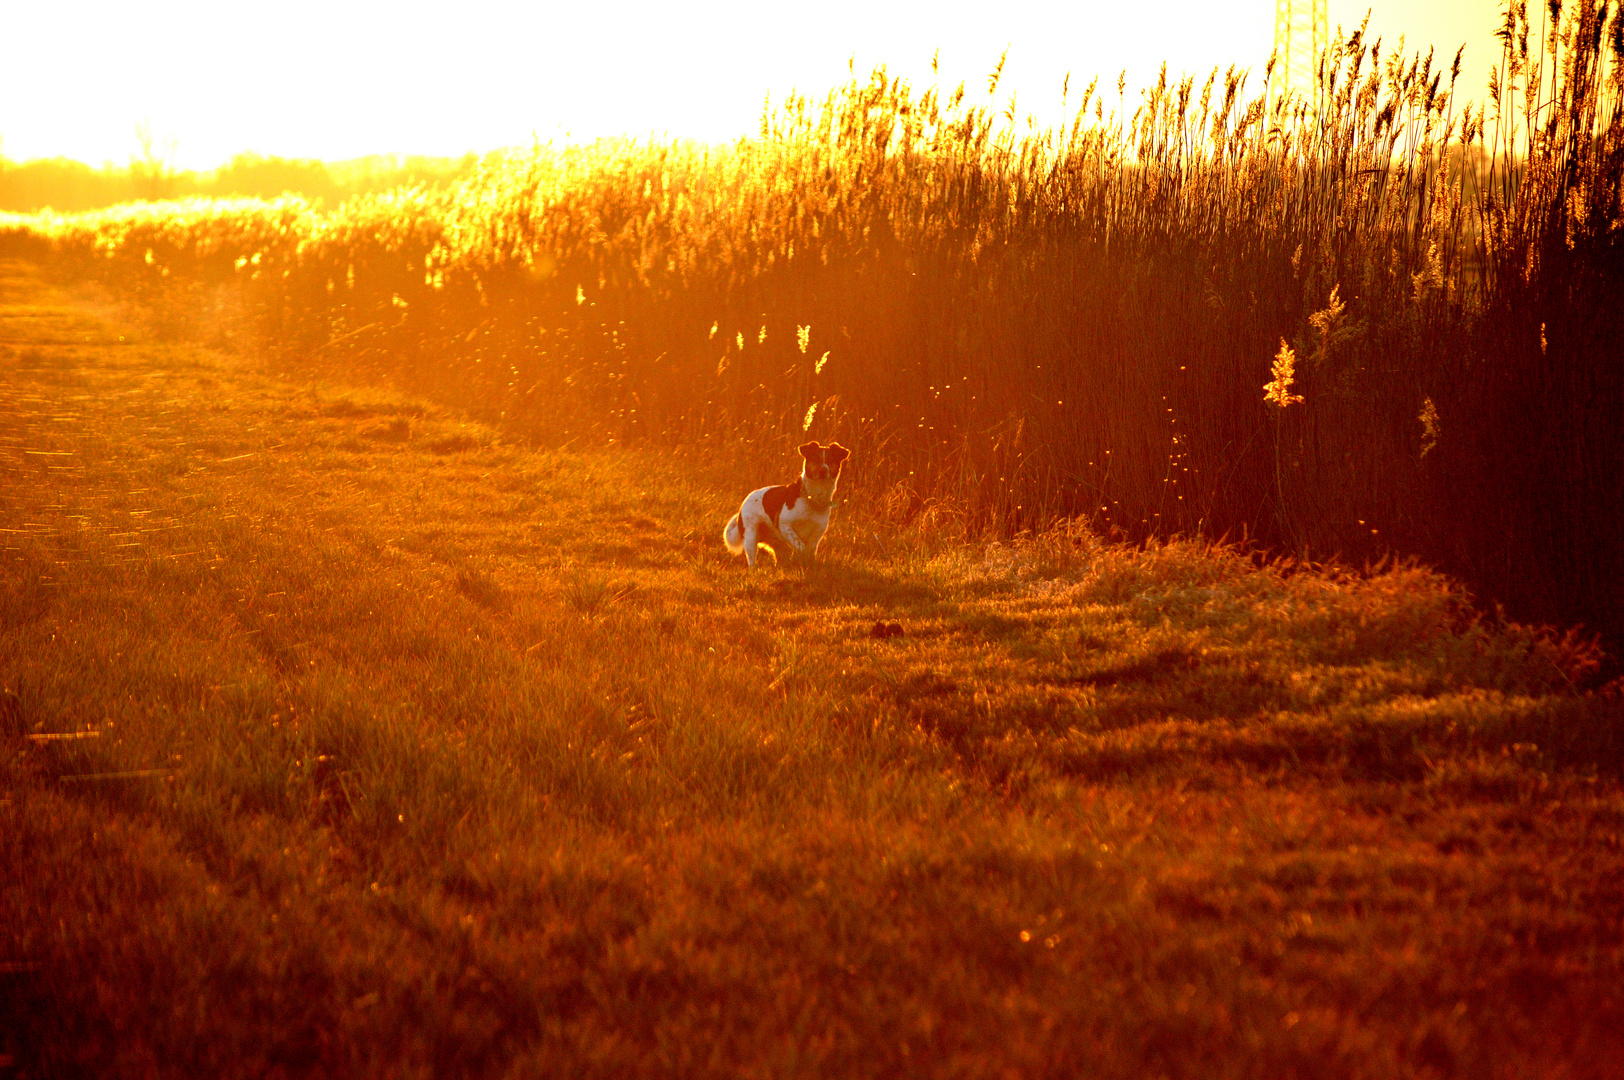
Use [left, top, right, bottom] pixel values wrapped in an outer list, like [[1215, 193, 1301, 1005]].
[[5, 0, 1621, 1075], [0, 0, 1501, 169]]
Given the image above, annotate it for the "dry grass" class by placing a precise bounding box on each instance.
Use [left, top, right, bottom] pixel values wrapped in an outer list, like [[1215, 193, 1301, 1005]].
[[4, 259, 1624, 1078]]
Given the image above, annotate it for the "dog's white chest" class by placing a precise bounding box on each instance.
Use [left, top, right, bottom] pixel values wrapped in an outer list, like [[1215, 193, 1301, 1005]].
[[778, 498, 830, 541]]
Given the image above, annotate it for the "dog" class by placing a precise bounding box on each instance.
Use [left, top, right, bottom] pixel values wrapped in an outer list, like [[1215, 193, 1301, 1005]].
[[723, 441, 850, 567]]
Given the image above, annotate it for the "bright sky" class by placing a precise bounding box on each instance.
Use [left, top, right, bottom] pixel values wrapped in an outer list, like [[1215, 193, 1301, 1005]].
[[0, 0, 1505, 171]]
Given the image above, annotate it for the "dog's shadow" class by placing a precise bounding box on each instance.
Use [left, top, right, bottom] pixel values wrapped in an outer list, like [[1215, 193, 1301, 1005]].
[[759, 558, 941, 615]]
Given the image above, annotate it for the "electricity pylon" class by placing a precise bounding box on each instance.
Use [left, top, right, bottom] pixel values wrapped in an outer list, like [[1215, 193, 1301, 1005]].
[[1273, 0, 1328, 104]]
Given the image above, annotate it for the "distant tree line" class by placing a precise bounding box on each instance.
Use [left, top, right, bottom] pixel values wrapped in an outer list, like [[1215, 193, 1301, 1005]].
[[0, 151, 484, 213]]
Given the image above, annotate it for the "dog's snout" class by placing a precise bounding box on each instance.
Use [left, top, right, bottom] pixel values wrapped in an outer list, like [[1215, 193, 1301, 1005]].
[[816, 465, 831, 479]]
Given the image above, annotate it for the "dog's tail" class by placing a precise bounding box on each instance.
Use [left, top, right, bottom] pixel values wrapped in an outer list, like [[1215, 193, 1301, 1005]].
[[723, 512, 745, 555]]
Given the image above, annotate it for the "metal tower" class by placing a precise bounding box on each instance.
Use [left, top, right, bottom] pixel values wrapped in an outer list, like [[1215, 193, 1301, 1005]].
[[1274, 0, 1329, 103]]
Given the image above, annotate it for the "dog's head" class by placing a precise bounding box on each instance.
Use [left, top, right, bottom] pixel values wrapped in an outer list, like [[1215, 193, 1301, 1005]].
[[799, 441, 850, 499]]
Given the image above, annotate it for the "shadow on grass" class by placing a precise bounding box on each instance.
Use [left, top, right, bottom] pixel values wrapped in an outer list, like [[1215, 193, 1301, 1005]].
[[1052, 694, 1624, 785], [754, 557, 945, 614]]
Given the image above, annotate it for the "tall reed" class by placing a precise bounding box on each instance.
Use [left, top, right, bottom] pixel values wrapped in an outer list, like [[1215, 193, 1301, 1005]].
[[1429, 0, 1624, 643]]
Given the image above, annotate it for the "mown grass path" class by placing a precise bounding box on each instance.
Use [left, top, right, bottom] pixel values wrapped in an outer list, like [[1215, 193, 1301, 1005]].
[[3, 258, 1623, 1078]]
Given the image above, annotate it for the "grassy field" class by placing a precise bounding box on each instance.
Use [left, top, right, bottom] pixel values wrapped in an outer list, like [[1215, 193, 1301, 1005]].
[[4, 255, 1624, 1078]]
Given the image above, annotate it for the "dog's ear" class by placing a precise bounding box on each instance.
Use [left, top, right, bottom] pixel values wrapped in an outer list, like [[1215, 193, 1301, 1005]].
[[826, 442, 851, 464], [797, 440, 822, 459]]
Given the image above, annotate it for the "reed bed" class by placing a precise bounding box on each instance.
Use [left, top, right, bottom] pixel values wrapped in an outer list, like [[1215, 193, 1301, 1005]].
[[4, 0, 1620, 647]]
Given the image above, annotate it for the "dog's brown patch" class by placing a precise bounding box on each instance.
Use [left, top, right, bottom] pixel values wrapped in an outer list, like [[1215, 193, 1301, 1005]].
[[762, 480, 803, 529]]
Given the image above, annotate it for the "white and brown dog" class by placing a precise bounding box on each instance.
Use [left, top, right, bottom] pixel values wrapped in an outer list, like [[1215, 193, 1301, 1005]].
[[723, 441, 850, 567]]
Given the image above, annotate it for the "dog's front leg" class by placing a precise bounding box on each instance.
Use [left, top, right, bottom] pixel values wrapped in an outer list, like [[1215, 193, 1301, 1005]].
[[778, 523, 807, 558], [804, 522, 827, 560]]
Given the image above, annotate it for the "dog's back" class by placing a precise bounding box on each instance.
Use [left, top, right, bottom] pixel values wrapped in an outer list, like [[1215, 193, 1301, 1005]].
[[723, 485, 782, 560]]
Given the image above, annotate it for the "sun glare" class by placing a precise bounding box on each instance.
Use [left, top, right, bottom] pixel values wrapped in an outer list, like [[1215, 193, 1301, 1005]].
[[0, 0, 1501, 170]]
